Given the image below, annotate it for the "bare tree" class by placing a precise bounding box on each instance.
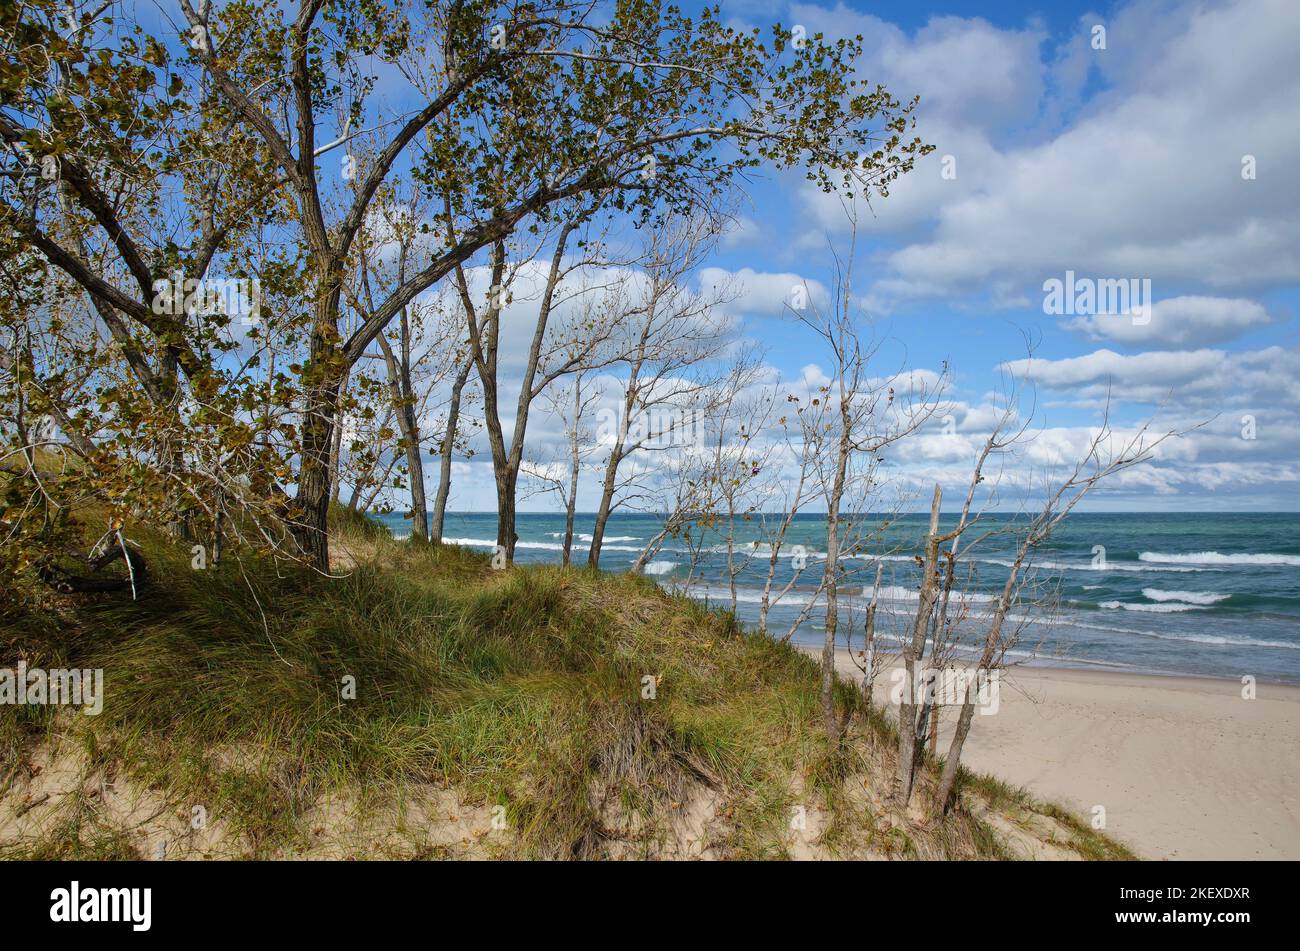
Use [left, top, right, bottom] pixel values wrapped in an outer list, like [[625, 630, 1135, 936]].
[[587, 220, 734, 568], [628, 345, 771, 587], [456, 201, 631, 563], [346, 184, 463, 540], [793, 242, 944, 746], [520, 368, 602, 566], [930, 408, 1182, 814]]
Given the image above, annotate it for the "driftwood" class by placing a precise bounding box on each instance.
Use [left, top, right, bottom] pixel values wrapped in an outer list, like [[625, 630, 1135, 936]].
[[35, 542, 149, 595]]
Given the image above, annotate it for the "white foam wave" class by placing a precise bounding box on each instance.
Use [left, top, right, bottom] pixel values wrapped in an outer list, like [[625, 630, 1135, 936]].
[[985, 558, 1207, 574], [1141, 588, 1230, 605], [442, 536, 643, 553], [1099, 600, 1204, 614], [1140, 551, 1300, 567]]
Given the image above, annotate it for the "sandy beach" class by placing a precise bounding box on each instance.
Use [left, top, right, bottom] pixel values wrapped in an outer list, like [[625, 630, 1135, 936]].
[[817, 648, 1300, 860]]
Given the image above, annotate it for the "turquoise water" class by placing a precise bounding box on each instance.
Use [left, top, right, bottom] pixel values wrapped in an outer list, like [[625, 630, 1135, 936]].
[[375, 511, 1300, 683]]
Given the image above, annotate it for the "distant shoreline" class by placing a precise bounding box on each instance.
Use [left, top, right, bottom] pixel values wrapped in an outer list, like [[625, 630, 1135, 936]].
[[434, 509, 1300, 517], [786, 642, 1300, 687]]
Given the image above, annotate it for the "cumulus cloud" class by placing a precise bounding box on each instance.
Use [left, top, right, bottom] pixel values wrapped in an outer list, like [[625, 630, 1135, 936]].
[[800, 0, 1300, 304], [699, 267, 831, 318], [1066, 295, 1273, 347], [999, 345, 1300, 408], [1001, 348, 1225, 389]]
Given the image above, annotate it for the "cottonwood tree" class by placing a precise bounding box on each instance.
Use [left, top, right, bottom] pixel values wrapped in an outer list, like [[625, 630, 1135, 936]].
[[892, 395, 1026, 804], [586, 219, 735, 568], [926, 410, 1180, 815], [344, 178, 467, 539], [916, 396, 1028, 754], [2, 0, 931, 573], [520, 367, 601, 565], [752, 403, 829, 639], [793, 245, 944, 745], [458, 198, 634, 562], [627, 343, 771, 590], [701, 350, 777, 611]]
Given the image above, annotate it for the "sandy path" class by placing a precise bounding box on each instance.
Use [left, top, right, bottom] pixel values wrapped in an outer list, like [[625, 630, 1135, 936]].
[[816, 649, 1300, 859]]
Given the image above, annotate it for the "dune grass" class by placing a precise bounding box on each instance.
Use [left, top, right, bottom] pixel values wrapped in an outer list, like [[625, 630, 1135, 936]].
[[0, 509, 1134, 859]]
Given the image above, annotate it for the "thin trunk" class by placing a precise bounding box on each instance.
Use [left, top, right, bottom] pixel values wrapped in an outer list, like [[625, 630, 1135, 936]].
[[894, 484, 943, 806], [561, 380, 582, 566], [464, 243, 510, 559], [358, 449, 402, 514], [923, 440, 993, 760], [862, 563, 883, 705], [212, 501, 224, 567], [431, 357, 471, 543], [589, 377, 636, 568], [631, 522, 675, 574], [376, 330, 428, 541], [498, 223, 577, 564], [820, 442, 849, 745], [588, 447, 620, 568], [936, 553, 1024, 814]]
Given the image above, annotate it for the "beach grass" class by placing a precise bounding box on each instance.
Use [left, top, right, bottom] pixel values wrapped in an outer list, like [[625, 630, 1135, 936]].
[[0, 507, 1134, 859]]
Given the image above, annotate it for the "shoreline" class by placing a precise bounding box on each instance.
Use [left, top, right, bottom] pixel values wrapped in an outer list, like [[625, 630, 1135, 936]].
[[801, 645, 1300, 860], [785, 637, 1300, 687]]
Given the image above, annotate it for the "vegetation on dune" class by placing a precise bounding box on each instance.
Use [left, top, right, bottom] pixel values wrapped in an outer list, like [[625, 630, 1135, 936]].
[[0, 512, 1133, 860]]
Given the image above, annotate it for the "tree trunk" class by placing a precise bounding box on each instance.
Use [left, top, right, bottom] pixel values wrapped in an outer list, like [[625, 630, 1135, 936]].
[[295, 412, 335, 571], [495, 222, 576, 564], [431, 357, 471, 543], [562, 404, 581, 567], [589, 377, 638, 569], [862, 563, 882, 705], [294, 345, 339, 571], [935, 554, 1024, 814], [819, 442, 849, 745], [588, 452, 619, 569], [376, 330, 428, 542], [464, 243, 512, 559], [894, 484, 943, 805], [494, 466, 518, 560], [820, 512, 841, 743]]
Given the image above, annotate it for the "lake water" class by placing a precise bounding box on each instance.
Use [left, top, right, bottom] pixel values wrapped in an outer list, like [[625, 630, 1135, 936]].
[[374, 510, 1300, 683]]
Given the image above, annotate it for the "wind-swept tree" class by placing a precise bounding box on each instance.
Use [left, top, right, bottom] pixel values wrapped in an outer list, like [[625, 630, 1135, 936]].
[[1, 0, 931, 573]]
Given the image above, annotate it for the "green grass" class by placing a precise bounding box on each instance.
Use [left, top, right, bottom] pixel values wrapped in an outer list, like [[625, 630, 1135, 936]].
[[0, 510, 1133, 860]]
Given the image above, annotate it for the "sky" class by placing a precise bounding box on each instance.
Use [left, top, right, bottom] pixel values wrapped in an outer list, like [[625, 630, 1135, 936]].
[[435, 0, 1299, 514], [140, 0, 1300, 514]]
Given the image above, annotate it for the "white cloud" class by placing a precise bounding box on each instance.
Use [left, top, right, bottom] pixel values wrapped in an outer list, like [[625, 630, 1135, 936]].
[[795, 0, 1300, 302], [699, 267, 830, 318], [1066, 295, 1273, 347], [1001, 348, 1225, 389]]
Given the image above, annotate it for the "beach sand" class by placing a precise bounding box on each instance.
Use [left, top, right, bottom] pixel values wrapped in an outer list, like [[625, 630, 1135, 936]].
[[814, 648, 1300, 859]]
